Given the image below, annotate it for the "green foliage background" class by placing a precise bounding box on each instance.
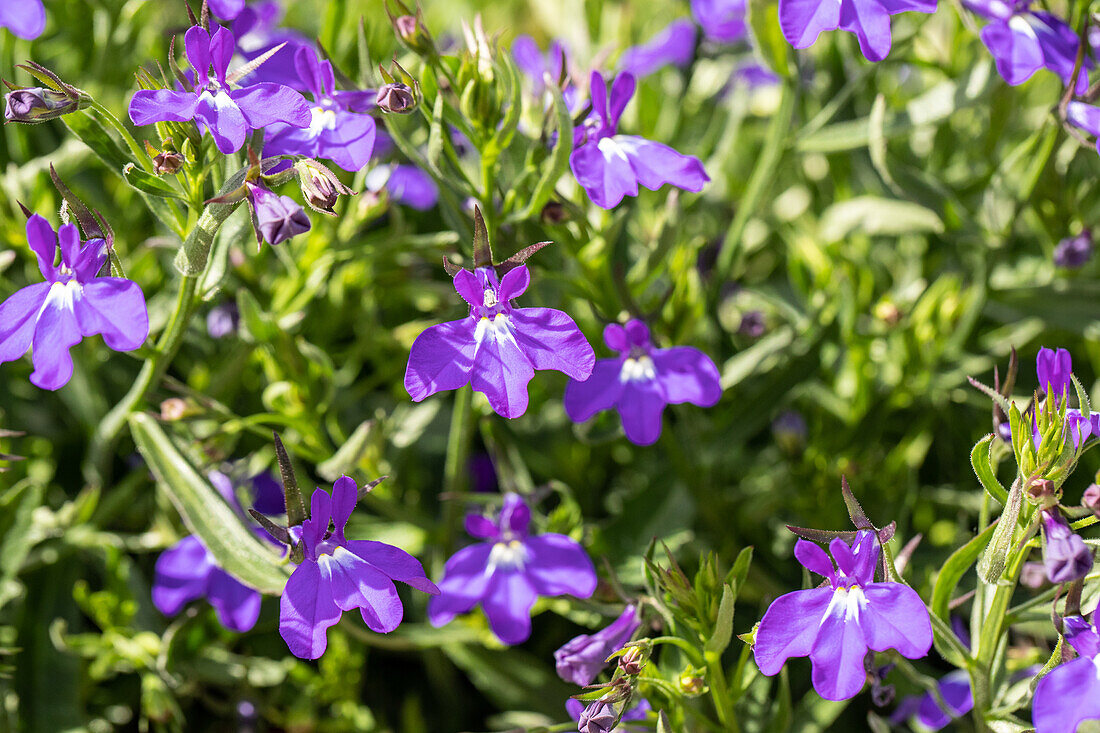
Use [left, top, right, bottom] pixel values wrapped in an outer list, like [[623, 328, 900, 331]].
[[1, 0, 1099, 730]]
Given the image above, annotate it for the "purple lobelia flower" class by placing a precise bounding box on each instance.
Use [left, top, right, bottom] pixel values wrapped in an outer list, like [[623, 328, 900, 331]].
[[570, 71, 709, 209], [405, 263, 595, 419], [279, 477, 439, 659], [567, 698, 651, 733], [753, 530, 932, 701], [779, 0, 936, 62], [1037, 346, 1073, 400], [264, 46, 376, 172], [618, 19, 698, 78], [890, 669, 973, 730], [129, 25, 311, 154], [152, 471, 270, 632], [1054, 231, 1093, 269], [427, 493, 598, 645], [563, 320, 722, 446], [1033, 614, 1100, 732], [693, 0, 749, 43], [512, 35, 569, 96], [1067, 101, 1100, 157], [1040, 509, 1093, 583], [963, 0, 1088, 93], [555, 605, 641, 685], [0, 215, 149, 391], [0, 0, 45, 39]]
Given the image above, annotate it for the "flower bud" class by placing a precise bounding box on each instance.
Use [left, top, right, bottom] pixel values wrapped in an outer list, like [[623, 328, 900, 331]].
[[577, 701, 616, 733], [1020, 561, 1048, 589], [1041, 509, 1094, 584], [1054, 231, 1092, 269], [206, 302, 239, 339], [1084, 484, 1100, 518], [245, 182, 311, 249], [1026, 478, 1057, 507], [4, 87, 80, 123], [152, 150, 184, 175], [677, 668, 706, 696], [375, 82, 416, 114], [160, 398, 193, 421], [294, 158, 356, 215], [618, 645, 645, 676], [395, 15, 418, 43]]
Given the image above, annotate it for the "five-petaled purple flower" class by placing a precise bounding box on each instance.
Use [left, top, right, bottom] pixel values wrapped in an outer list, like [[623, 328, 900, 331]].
[[564, 320, 722, 446], [0, 215, 149, 391], [753, 530, 932, 701], [692, 0, 748, 43], [152, 471, 270, 633], [427, 493, 598, 645], [555, 605, 640, 685], [618, 20, 698, 78], [279, 476, 439, 659], [963, 0, 1088, 93], [405, 264, 595, 419], [570, 71, 709, 210], [1, 0, 45, 39], [264, 46, 376, 172], [129, 25, 311, 154], [779, 0, 936, 62], [1033, 614, 1100, 732]]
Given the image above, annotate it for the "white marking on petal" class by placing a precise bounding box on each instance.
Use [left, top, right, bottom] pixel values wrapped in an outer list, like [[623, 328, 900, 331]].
[[821, 586, 867, 625], [43, 280, 81, 315], [619, 356, 656, 383], [474, 314, 521, 353], [487, 540, 528, 571], [598, 136, 631, 165], [1010, 14, 1040, 40], [309, 106, 337, 134]]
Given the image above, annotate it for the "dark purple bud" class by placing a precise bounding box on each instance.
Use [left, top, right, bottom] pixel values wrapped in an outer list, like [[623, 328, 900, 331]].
[[206, 302, 239, 339], [738, 310, 765, 338], [245, 182, 311, 248], [1054, 231, 1092, 269], [152, 151, 184, 175], [4, 87, 79, 123], [375, 83, 416, 114], [618, 645, 644, 676], [1041, 509, 1094, 584], [1084, 484, 1100, 518], [577, 701, 617, 733]]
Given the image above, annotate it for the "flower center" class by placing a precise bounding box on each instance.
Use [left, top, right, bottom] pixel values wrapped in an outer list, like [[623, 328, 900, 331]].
[[309, 106, 338, 134], [620, 355, 656, 383], [487, 539, 528, 570], [474, 313, 518, 350], [597, 136, 630, 164], [823, 585, 867, 624], [44, 280, 81, 311]]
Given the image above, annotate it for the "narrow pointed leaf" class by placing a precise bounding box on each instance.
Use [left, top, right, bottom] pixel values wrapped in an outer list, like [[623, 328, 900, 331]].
[[971, 434, 1008, 504], [472, 206, 493, 267], [705, 584, 735, 655], [273, 432, 307, 527]]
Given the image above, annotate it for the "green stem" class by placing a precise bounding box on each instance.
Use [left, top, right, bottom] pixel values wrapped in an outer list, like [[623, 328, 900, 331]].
[[441, 386, 473, 550], [649, 636, 706, 666], [704, 649, 739, 732], [711, 79, 797, 296]]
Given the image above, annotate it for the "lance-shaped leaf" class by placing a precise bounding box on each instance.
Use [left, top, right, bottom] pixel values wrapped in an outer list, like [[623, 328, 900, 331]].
[[971, 434, 1008, 504], [497, 241, 551, 277], [50, 165, 107, 243], [841, 476, 873, 531], [247, 509, 293, 545], [357, 475, 388, 503], [129, 413, 290, 595], [273, 432, 307, 528], [472, 205, 493, 268], [705, 584, 735, 655]]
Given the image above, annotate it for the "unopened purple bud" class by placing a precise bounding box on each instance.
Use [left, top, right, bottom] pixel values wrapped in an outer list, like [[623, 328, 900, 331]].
[[1054, 231, 1092, 269], [619, 645, 645, 675], [246, 182, 311, 248], [739, 310, 765, 338], [152, 151, 184, 175], [375, 83, 416, 114], [206, 302, 239, 339], [395, 15, 418, 42], [4, 87, 77, 123], [577, 701, 617, 733], [1084, 484, 1100, 517], [1041, 509, 1094, 583]]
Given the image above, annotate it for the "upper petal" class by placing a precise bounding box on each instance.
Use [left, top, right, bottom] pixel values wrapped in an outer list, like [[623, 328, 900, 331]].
[[329, 475, 358, 539], [404, 318, 477, 401], [231, 83, 313, 129], [779, 0, 842, 49], [0, 0, 46, 39], [523, 534, 598, 598], [497, 265, 531, 302], [509, 307, 596, 381], [344, 539, 439, 594], [184, 26, 212, 86], [73, 279, 150, 352], [563, 359, 627, 423], [25, 214, 59, 282], [753, 586, 834, 675], [859, 583, 933, 659], [209, 26, 237, 84], [650, 346, 722, 406], [481, 569, 537, 645], [794, 539, 836, 581], [279, 560, 342, 659], [0, 282, 49, 365]]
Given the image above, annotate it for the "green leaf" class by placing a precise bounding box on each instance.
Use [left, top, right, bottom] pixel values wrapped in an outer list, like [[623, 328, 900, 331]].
[[818, 196, 943, 242], [122, 163, 185, 200], [0, 480, 45, 610], [971, 434, 1008, 505], [705, 584, 735, 655], [426, 93, 446, 174], [317, 420, 375, 482], [746, 0, 791, 78], [726, 546, 753, 593], [657, 710, 673, 733], [931, 520, 997, 622], [63, 110, 133, 172], [128, 413, 290, 595]]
